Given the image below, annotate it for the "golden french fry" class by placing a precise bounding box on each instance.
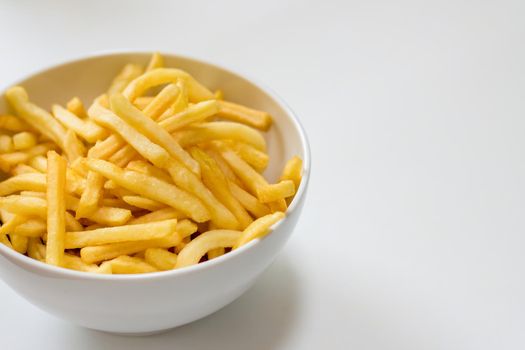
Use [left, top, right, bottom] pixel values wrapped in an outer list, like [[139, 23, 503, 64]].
[[142, 83, 179, 120], [12, 132, 36, 150], [0, 195, 81, 231], [46, 151, 67, 266], [86, 158, 209, 222], [163, 80, 189, 116], [166, 160, 239, 229], [107, 63, 143, 96], [109, 93, 199, 174], [234, 212, 285, 249], [129, 207, 184, 225], [0, 115, 31, 132], [207, 247, 225, 260], [52, 104, 107, 143], [173, 121, 266, 151], [91, 109, 172, 167], [216, 100, 272, 131], [108, 255, 158, 274], [79, 220, 194, 264], [122, 68, 214, 103], [190, 147, 253, 229], [280, 155, 303, 191], [228, 181, 270, 218], [176, 230, 241, 268], [0, 152, 30, 173], [66, 97, 87, 118], [159, 100, 219, 132], [107, 144, 138, 167], [27, 237, 43, 261], [76, 171, 105, 219], [146, 52, 164, 72], [65, 219, 178, 249], [144, 248, 177, 270], [11, 164, 39, 176], [214, 90, 223, 100], [126, 160, 172, 183], [5, 87, 67, 150], [88, 134, 125, 160], [0, 173, 46, 195], [268, 199, 287, 212], [63, 254, 99, 273], [122, 195, 166, 211], [64, 129, 86, 162], [10, 234, 29, 254], [97, 261, 113, 274], [0, 135, 13, 153], [13, 218, 47, 237], [228, 141, 269, 172], [29, 155, 47, 172], [133, 97, 154, 110], [26, 142, 57, 158], [256, 180, 295, 203]]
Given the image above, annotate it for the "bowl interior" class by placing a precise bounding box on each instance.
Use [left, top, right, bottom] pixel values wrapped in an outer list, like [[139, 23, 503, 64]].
[[0, 53, 307, 184]]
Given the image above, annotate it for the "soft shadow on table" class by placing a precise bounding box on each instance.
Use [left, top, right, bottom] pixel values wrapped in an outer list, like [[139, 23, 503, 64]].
[[64, 256, 300, 350]]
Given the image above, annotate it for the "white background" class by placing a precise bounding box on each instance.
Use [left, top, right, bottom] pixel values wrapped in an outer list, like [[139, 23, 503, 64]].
[[1, 1, 524, 349]]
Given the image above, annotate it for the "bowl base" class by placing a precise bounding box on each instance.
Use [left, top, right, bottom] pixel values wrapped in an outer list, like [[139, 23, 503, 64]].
[[99, 328, 175, 337]]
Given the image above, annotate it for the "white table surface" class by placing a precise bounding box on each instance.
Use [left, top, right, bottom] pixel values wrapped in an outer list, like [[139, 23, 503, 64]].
[[1, 1, 524, 349]]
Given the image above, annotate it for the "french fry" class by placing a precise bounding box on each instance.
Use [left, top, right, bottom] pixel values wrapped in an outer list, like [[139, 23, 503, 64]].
[[122, 68, 214, 103], [122, 195, 166, 211], [129, 207, 183, 225], [208, 247, 225, 260], [190, 147, 253, 229], [27, 237, 43, 261], [268, 199, 287, 212], [97, 261, 113, 274], [0, 173, 47, 195], [86, 158, 209, 222], [164, 80, 189, 116], [133, 97, 154, 110], [26, 142, 57, 158], [0, 115, 31, 132], [52, 104, 107, 143], [0, 135, 13, 153], [29, 155, 47, 172], [109, 94, 199, 174], [0, 152, 30, 173], [234, 212, 285, 249], [66, 97, 88, 119], [126, 160, 172, 183], [11, 164, 39, 176], [12, 132, 36, 150], [10, 234, 29, 254], [280, 155, 303, 191], [13, 218, 47, 237], [159, 100, 219, 132], [107, 144, 138, 167], [166, 160, 239, 229], [63, 254, 99, 273], [228, 141, 269, 172], [228, 181, 270, 218], [65, 219, 178, 249], [80, 219, 195, 263], [146, 52, 164, 72], [220, 148, 294, 203], [0, 195, 82, 231], [76, 171, 105, 219], [5, 87, 67, 150], [173, 121, 266, 151], [142, 83, 179, 120], [216, 100, 272, 131], [108, 255, 158, 274], [107, 63, 143, 96], [144, 248, 177, 270], [176, 230, 241, 268], [64, 129, 86, 162], [45, 151, 67, 266], [91, 109, 171, 167]]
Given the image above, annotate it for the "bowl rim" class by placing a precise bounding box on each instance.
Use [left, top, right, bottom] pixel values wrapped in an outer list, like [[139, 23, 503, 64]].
[[0, 50, 311, 281]]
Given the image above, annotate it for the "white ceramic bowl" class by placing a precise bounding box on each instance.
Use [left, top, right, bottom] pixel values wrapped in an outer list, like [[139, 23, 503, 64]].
[[0, 52, 310, 335]]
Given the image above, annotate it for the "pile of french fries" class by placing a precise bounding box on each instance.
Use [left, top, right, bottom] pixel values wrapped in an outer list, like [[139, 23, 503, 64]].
[[0, 53, 303, 274]]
